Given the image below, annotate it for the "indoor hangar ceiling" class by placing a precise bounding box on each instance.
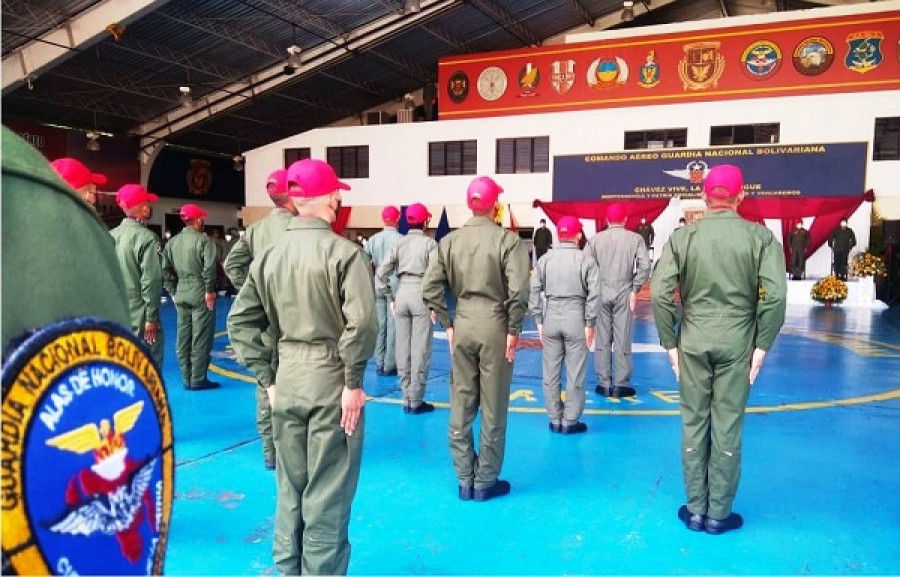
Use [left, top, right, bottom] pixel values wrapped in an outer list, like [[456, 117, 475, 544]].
[[1, 0, 885, 157]]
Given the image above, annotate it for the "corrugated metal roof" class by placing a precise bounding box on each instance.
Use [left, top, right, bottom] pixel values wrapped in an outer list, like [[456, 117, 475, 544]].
[[1, 0, 886, 155]]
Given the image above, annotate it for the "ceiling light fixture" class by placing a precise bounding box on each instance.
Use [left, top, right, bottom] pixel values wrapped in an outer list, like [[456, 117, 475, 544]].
[[179, 86, 194, 108], [404, 0, 421, 14], [284, 45, 302, 75], [233, 155, 245, 172], [621, 0, 650, 22], [86, 131, 101, 152]]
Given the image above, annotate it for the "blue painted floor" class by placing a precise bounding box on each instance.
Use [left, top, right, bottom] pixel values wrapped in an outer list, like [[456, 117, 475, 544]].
[[161, 297, 900, 575]]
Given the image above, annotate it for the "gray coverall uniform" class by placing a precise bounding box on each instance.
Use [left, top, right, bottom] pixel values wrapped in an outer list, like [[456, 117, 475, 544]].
[[584, 224, 651, 392], [110, 218, 166, 367], [227, 216, 377, 575], [376, 229, 438, 409], [651, 209, 786, 521], [529, 242, 600, 427], [2, 127, 131, 354], [162, 227, 218, 388], [223, 207, 293, 465], [422, 216, 530, 491], [365, 226, 402, 373]]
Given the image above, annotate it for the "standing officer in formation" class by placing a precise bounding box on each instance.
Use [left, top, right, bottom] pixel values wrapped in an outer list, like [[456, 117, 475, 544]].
[[584, 203, 651, 398], [828, 218, 857, 280], [637, 217, 655, 251], [377, 203, 438, 414], [109, 184, 165, 367], [163, 203, 219, 390], [533, 218, 553, 262], [224, 169, 297, 470], [529, 216, 599, 435], [228, 158, 376, 575], [788, 221, 811, 280], [50, 157, 106, 210], [3, 128, 130, 353], [365, 206, 402, 376], [422, 175, 530, 502], [651, 164, 786, 535]]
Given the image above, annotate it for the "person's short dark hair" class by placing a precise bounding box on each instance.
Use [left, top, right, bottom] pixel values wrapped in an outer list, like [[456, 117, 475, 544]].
[[679, 217, 687, 223], [540, 219, 546, 225]]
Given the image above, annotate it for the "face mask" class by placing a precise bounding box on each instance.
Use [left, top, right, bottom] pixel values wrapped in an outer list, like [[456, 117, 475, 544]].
[[841, 222, 847, 228], [225, 234, 233, 242]]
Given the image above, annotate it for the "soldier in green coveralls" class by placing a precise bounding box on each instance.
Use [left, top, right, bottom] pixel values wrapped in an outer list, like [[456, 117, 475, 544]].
[[109, 184, 166, 367], [163, 203, 219, 391], [2, 127, 130, 354], [365, 206, 402, 377], [49, 157, 106, 210], [422, 175, 530, 502], [224, 169, 297, 470], [651, 164, 787, 535], [227, 159, 376, 575]]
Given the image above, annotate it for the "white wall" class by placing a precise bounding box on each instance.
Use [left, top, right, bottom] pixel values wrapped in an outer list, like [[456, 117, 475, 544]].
[[146, 198, 243, 236], [243, 3, 900, 278]]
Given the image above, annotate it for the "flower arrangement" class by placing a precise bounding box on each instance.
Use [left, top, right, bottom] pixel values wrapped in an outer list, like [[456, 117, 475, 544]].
[[810, 275, 848, 303], [848, 252, 888, 278]]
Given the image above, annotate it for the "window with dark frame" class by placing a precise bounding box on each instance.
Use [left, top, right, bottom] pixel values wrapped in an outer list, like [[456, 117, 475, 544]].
[[624, 128, 688, 150], [429, 140, 477, 176], [874, 117, 900, 161], [496, 136, 550, 174], [326, 145, 369, 178], [709, 123, 780, 146], [283, 147, 311, 168]]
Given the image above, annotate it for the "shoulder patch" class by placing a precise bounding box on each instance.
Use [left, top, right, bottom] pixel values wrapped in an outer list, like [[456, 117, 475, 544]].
[[1, 318, 174, 575]]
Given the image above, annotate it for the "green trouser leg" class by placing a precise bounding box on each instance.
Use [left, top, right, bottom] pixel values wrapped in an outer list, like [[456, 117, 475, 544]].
[[449, 317, 511, 490], [256, 385, 274, 461], [395, 284, 434, 407], [679, 333, 752, 520], [374, 293, 396, 372], [272, 348, 363, 576], [542, 312, 587, 425], [594, 286, 633, 388], [190, 301, 215, 384], [174, 302, 193, 385]]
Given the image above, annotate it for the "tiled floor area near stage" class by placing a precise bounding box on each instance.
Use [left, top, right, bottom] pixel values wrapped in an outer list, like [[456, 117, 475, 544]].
[[162, 297, 900, 575]]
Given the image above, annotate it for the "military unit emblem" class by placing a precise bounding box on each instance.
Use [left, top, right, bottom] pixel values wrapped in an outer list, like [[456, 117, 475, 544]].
[[587, 56, 629, 90], [678, 41, 725, 91], [1, 318, 173, 576], [477, 66, 508, 101], [518, 62, 540, 97], [742, 41, 783, 79], [637, 50, 661, 88], [845, 31, 884, 73], [447, 71, 469, 103], [793, 37, 835, 76], [550, 60, 575, 95]]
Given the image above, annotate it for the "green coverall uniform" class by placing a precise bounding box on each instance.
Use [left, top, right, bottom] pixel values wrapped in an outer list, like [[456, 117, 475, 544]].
[[651, 209, 787, 520], [529, 242, 600, 427], [422, 216, 530, 491], [223, 207, 294, 466], [110, 218, 166, 367], [162, 227, 218, 388], [1, 127, 131, 354], [365, 225, 401, 374], [376, 229, 438, 410], [227, 216, 377, 575], [788, 226, 811, 280], [828, 226, 857, 280]]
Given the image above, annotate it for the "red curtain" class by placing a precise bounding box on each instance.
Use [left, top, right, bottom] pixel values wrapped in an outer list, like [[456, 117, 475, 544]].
[[332, 206, 352, 235], [533, 199, 671, 231], [738, 190, 873, 269]]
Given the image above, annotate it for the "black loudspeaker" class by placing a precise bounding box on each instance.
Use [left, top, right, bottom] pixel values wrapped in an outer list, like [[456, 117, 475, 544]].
[[884, 220, 900, 245]]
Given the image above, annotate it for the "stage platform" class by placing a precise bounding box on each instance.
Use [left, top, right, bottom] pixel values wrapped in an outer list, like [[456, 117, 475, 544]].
[[787, 276, 885, 308]]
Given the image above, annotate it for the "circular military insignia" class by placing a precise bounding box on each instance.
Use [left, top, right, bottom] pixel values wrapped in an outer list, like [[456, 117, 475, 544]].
[[446, 71, 469, 104], [742, 40, 783, 80], [1, 318, 173, 576], [477, 66, 508, 101], [587, 56, 629, 90], [517, 62, 540, 97], [792, 37, 835, 76]]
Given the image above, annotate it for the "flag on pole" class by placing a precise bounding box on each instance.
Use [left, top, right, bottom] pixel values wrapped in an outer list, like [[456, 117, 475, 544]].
[[435, 207, 450, 242], [398, 205, 409, 234]]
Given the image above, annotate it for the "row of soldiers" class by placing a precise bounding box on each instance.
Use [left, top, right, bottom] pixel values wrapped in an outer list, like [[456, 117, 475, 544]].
[[218, 158, 787, 574]]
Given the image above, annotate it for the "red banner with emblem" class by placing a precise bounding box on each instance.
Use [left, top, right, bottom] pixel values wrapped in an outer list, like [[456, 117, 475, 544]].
[[438, 10, 900, 120]]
